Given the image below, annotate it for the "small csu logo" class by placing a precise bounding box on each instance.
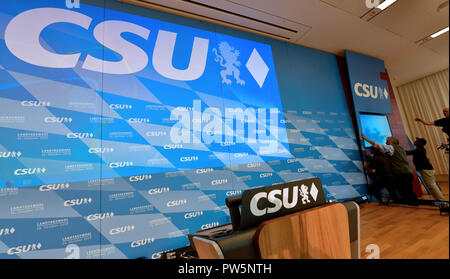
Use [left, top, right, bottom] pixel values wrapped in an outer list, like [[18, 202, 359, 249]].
[[131, 237, 155, 248], [354, 82, 389, 100], [44, 117, 73, 123], [109, 225, 135, 235], [39, 183, 70, 192], [14, 167, 46, 176], [66, 132, 94, 139], [0, 151, 22, 158], [64, 197, 93, 207], [7, 243, 42, 255], [0, 227, 15, 236]]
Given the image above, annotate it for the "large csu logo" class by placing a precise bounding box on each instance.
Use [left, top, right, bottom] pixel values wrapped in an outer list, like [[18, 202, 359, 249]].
[[4, 7, 270, 87], [353, 82, 389, 100]]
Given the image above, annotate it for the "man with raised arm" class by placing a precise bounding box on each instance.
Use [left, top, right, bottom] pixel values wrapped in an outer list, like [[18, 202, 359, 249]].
[[415, 107, 449, 138]]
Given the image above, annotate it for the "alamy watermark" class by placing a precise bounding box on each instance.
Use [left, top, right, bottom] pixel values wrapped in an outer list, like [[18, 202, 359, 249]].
[[169, 100, 281, 155], [65, 244, 80, 259], [365, 244, 380, 259]]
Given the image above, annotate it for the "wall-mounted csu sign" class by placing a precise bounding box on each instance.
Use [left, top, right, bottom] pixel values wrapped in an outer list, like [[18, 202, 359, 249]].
[[239, 178, 326, 229], [0, 0, 291, 188], [4, 7, 273, 86], [345, 50, 392, 114], [353, 82, 389, 100]]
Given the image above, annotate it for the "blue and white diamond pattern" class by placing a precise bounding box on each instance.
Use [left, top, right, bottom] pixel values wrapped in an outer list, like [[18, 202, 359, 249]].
[[246, 48, 269, 88]]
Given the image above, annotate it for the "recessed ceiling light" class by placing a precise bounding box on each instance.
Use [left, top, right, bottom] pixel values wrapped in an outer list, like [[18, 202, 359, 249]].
[[377, 0, 397, 10], [431, 27, 449, 38]]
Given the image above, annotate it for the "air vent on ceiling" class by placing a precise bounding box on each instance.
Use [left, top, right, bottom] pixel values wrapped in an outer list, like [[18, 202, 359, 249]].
[[116, 0, 311, 42], [437, 1, 449, 12]]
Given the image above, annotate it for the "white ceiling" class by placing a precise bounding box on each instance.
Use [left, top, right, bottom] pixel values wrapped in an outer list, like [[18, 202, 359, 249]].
[[122, 0, 449, 87]]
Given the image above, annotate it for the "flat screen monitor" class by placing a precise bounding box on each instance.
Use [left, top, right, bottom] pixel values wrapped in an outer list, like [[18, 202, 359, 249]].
[[360, 113, 392, 148]]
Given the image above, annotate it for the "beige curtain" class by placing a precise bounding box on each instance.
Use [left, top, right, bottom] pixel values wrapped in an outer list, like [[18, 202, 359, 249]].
[[394, 68, 449, 176]]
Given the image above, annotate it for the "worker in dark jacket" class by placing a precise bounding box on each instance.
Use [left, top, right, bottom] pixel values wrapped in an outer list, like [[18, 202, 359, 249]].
[[406, 138, 446, 201], [364, 145, 401, 203]]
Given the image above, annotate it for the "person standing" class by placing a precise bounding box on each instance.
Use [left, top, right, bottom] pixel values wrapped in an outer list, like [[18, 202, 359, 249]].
[[364, 145, 401, 203], [361, 133, 419, 205], [406, 138, 446, 201]]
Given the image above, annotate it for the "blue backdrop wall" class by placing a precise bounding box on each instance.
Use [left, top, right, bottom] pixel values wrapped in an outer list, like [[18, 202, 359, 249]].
[[0, 0, 367, 258]]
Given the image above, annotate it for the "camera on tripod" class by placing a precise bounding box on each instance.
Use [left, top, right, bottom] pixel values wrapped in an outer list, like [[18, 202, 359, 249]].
[[437, 139, 449, 152]]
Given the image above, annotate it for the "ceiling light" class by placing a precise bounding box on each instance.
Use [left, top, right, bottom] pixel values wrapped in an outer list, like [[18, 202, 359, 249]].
[[377, 0, 397, 10], [431, 27, 449, 38]]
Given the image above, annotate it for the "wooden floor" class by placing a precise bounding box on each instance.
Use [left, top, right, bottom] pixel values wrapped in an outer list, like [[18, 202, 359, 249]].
[[359, 182, 449, 259]]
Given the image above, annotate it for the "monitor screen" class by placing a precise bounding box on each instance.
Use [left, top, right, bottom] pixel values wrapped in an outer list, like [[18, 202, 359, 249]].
[[360, 113, 392, 148]]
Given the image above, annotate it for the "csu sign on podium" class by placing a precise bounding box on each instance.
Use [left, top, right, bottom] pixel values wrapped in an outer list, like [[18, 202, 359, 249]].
[[240, 178, 327, 229]]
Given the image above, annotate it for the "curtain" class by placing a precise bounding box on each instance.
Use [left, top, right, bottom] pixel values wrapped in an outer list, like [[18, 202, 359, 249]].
[[394, 68, 449, 176]]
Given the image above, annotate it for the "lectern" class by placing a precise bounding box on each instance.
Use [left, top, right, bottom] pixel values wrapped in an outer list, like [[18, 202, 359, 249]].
[[189, 178, 360, 259]]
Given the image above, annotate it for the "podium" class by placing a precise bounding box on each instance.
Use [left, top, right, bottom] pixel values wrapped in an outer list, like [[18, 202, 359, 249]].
[[189, 178, 360, 259]]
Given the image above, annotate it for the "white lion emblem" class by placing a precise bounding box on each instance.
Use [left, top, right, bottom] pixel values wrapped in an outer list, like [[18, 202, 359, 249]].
[[299, 185, 310, 204], [212, 42, 245, 86]]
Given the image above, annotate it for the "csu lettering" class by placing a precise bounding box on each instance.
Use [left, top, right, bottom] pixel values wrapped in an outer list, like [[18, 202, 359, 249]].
[[7, 243, 42, 255], [5, 8, 209, 79], [354, 83, 388, 100], [250, 185, 312, 217]]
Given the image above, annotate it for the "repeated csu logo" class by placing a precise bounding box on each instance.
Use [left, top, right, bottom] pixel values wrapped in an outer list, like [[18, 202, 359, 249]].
[[109, 161, 134, 169], [86, 212, 115, 222], [109, 225, 135, 236], [44, 117, 73, 123], [7, 243, 42, 255], [184, 211, 203, 219], [66, 132, 94, 139], [63, 197, 93, 207], [88, 147, 114, 154], [148, 187, 170, 195], [0, 151, 22, 158], [14, 167, 46, 176], [39, 183, 70, 191], [129, 174, 152, 182], [130, 237, 155, 248], [4, 7, 271, 87], [20, 100, 51, 107], [0, 227, 16, 236]]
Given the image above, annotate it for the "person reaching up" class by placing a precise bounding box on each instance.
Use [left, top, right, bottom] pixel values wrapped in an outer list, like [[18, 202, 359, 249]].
[[361, 132, 418, 205]]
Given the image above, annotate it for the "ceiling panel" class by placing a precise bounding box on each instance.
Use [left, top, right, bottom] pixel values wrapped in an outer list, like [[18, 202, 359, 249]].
[[120, 0, 449, 86], [319, 0, 374, 17], [423, 32, 450, 58], [370, 0, 449, 42], [130, 0, 311, 41], [187, 0, 312, 41]]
